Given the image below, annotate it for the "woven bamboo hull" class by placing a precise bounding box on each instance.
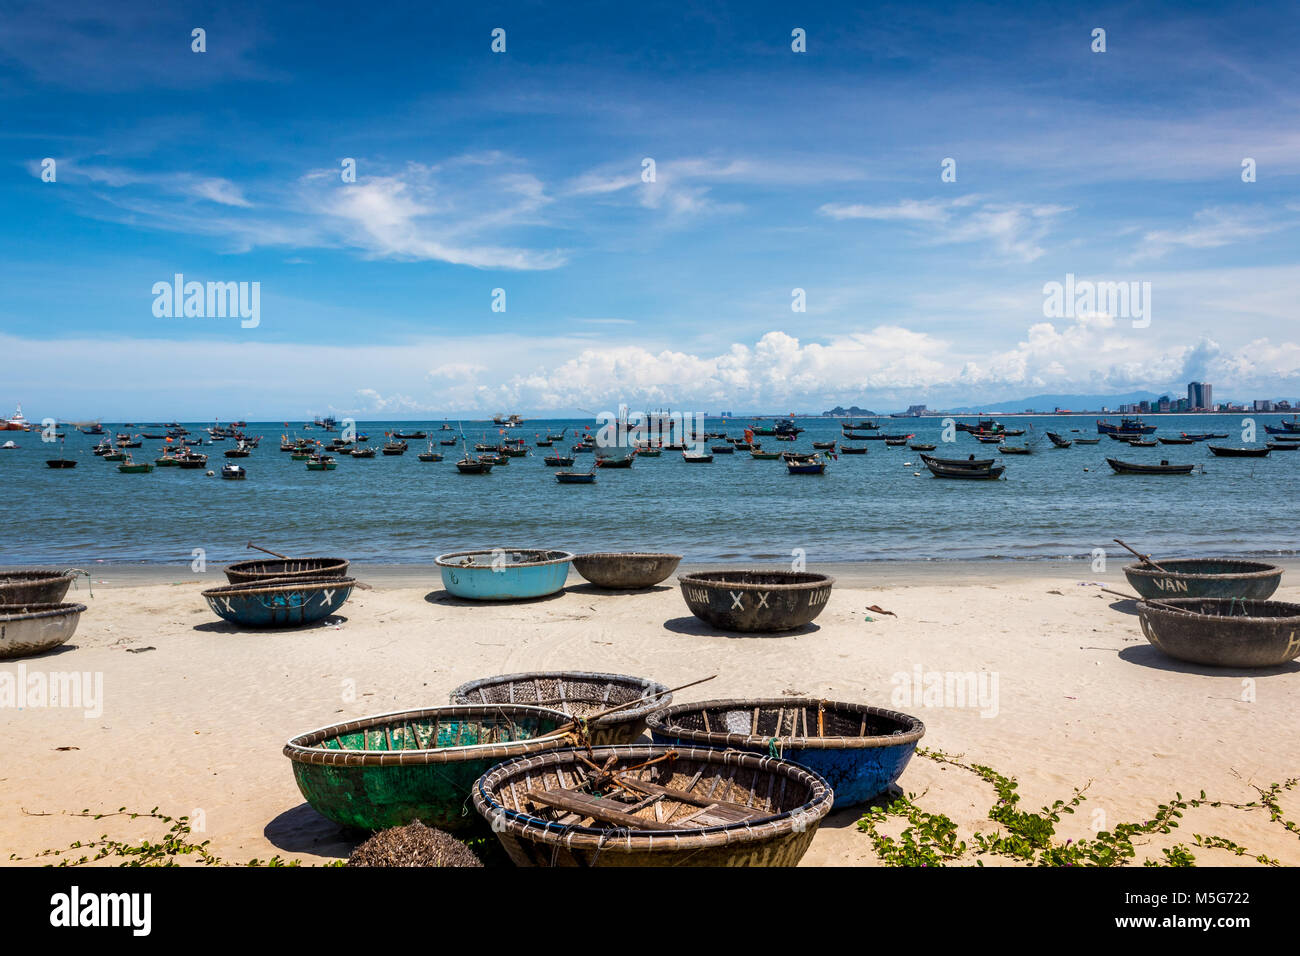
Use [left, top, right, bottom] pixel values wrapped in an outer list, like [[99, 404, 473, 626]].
[[202, 578, 355, 628], [678, 571, 833, 632], [648, 699, 925, 808], [1136, 598, 1300, 667], [450, 670, 671, 746], [0, 570, 75, 606], [285, 705, 568, 831], [1123, 559, 1281, 600], [492, 823, 818, 867], [0, 603, 87, 659], [473, 745, 832, 867]]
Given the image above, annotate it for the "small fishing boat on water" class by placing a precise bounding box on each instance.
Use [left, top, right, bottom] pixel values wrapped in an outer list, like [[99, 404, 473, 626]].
[[839, 445, 868, 454], [1073, 437, 1101, 445], [392, 430, 427, 439], [1046, 432, 1072, 448], [417, 442, 442, 462], [811, 440, 836, 450], [382, 441, 408, 456], [117, 456, 154, 474], [306, 454, 338, 471], [45, 458, 77, 468], [1127, 438, 1159, 447], [350, 446, 376, 458], [920, 453, 1003, 479], [221, 464, 247, 480], [750, 449, 783, 459], [786, 456, 826, 474], [594, 453, 635, 468], [456, 458, 493, 473], [909, 442, 937, 451], [1266, 441, 1299, 451], [1097, 416, 1156, 435], [543, 454, 575, 467], [709, 444, 735, 454], [555, 471, 596, 484], [1208, 445, 1270, 458], [1106, 458, 1195, 475], [1158, 436, 1195, 445], [177, 454, 209, 469], [682, 450, 713, 463]]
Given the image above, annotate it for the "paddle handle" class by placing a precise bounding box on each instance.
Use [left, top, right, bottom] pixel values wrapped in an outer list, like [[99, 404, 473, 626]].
[[246, 542, 289, 560], [1113, 538, 1166, 571], [1100, 587, 1187, 614], [537, 674, 718, 739]]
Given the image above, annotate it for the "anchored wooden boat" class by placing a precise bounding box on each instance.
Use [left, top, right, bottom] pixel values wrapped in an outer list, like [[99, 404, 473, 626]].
[[1127, 439, 1159, 447], [682, 451, 713, 463], [998, 444, 1031, 454], [451, 671, 672, 746], [909, 442, 937, 451], [1267, 441, 1299, 451], [648, 699, 925, 808], [0, 602, 88, 659], [202, 576, 356, 628], [920, 453, 995, 469], [572, 552, 682, 590], [435, 549, 573, 600], [456, 458, 492, 474], [1124, 559, 1282, 601], [811, 440, 836, 450], [1208, 445, 1269, 457], [543, 454, 575, 467], [472, 745, 832, 867], [177, 454, 208, 469], [678, 569, 834, 632], [750, 449, 783, 459], [1074, 437, 1101, 445], [1106, 458, 1195, 475], [839, 445, 868, 455], [117, 456, 154, 473], [305, 455, 337, 471], [382, 441, 408, 456], [0, 569, 82, 605], [594, 453, 635, 468], [709, 444, 735, 454], [1046, 432, 1072, 448], [220, 464, 246, 480], [1158, 437, 1195, 445], [786, 457, 826, 474], [920, 454, 1004, 479], [1135, 598, 1300, 668], [46, 458, 77, 468], [285, 704, 570, 831], [555, 471, 595, 484], [350, 447, 376, 458], [391, 430, 427, 440]]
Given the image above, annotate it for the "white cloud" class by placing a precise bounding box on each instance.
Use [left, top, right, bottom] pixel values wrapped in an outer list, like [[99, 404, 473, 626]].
[[819, 196, 1070, 262]]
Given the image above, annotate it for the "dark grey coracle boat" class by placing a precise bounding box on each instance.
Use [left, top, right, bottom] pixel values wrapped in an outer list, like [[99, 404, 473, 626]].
[[223, 556, 350, 585], [678, 569, 833, 632], [571, 552, 682, 589], [1124, 558, 1282, 600], [450, 670, 672, 745], [1208, 445, 1270, 458], [0, 568, 84, 605], [1136, 598, 1300, 667], [472, 745, 833, 867]]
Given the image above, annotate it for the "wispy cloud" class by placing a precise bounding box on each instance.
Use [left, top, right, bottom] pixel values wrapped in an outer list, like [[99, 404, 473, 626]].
[[819, 196, 1070, 262], [1130, 206, 1294, 261]]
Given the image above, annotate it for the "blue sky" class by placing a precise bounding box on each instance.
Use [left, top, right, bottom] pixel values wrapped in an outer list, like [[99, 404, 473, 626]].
[[2, 0, 1299, 419]]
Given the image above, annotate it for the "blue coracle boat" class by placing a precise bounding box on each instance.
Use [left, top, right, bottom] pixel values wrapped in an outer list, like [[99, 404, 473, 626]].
[[202, 576, 356, 628], [435, 549, 573, 601], [647, 698, 924, 809]]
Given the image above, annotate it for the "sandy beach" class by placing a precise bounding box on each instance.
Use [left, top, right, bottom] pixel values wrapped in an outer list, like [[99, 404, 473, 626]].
[[3, 560, 1298, 867]]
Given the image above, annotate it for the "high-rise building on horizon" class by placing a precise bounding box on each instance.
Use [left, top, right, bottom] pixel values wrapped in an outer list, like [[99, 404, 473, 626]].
[[1188, 381, 1213, 411]]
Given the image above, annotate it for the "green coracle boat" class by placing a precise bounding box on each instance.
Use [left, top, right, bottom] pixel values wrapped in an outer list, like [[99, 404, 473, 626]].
[[284, 704, 569, 831], [117, 460, 155, 474]]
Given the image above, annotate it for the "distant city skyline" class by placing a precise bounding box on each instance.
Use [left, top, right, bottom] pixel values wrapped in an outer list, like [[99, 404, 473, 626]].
[[4, 1, 1300, 419]]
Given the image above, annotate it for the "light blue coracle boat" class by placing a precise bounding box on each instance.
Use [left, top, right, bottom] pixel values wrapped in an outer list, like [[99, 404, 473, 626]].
[[435, 549, 574, 601]]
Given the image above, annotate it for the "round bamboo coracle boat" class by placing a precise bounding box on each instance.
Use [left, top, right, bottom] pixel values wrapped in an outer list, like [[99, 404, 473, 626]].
[[0, 602, 88, 659], [1123, 558, 1282, 601], [678, 569, 834, 632], [571, 552, 682, 590], [202, 576, 356, 628], [434, 549, 573, 601], [449, 671, 672, 745], [223, 556, 350, 585], [0, 568, 82, 606], [284, 704, 570, 831], [647, 699, 924, 808], [1136, 598, 1300, 667], [473, 745, 833, 866]]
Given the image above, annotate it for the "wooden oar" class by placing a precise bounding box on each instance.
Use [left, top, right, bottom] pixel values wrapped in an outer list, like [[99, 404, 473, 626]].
[[1113, 538, 1166, 571], [1099, 587, 1190, 614], [536, 675, 717, 741], [247, 542, 289, 559]]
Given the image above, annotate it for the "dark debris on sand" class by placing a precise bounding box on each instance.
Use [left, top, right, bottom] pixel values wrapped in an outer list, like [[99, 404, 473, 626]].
[[345, 821, 484, 867]]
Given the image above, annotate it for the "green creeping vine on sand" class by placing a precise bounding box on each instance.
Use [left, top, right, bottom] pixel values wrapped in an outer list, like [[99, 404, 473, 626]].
[[9, 808, 335, 867], [856, 749, 1297, 867]]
